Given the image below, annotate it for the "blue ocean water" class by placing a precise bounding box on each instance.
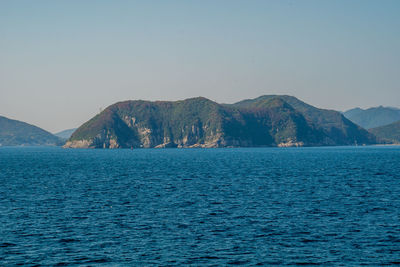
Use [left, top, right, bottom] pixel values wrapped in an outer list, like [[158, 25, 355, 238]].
[[0, 146, 400, 266]]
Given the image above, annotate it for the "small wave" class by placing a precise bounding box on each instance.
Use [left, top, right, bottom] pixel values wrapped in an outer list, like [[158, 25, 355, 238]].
[[227, 259, 251, 265], [190, 256, 222, 260], [59, 238, 79, 243], [0, 242, 16, 247], [294, 262, 322, 266], [55, 262, 71, 266]]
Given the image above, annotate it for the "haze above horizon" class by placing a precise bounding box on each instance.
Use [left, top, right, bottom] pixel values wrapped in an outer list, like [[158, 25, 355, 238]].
[[1, 0, 399, 132]]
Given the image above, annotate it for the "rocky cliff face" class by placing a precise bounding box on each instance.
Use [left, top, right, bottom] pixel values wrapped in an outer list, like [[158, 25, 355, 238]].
[[64, 96, 377, 149]]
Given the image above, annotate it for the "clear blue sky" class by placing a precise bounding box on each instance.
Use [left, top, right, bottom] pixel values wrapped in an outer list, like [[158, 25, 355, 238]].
[[1, 0, 399, 132]]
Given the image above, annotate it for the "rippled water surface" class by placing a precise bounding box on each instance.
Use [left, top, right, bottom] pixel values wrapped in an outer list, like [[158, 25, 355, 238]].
[[1, 146, 400, 265]]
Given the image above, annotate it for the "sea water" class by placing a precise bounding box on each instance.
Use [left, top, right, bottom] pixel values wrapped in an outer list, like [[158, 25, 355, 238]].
[[1, 146, 399, 265]]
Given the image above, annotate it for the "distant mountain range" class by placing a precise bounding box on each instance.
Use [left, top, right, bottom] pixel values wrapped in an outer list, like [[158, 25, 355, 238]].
[[0, 116, 62, 146], [64, 95, 376, 148], [343, 106, 400, 129], [54, 128, 77, 139], [369, 121, 400, 144]]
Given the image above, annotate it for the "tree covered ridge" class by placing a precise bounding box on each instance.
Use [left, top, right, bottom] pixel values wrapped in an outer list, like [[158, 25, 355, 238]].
[[67, 95, 376, 148], [0, 116, 62, 146]]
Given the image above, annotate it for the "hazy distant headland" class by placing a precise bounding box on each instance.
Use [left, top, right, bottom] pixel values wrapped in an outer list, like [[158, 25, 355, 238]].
[[343, 106, 400, 129], [54, 128, 77, 140]]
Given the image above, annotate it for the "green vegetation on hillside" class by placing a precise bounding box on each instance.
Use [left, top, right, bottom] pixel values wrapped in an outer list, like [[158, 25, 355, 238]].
[[0, 116, 62, 146], [232, 95, 375, 146], [369, 120, 400, 143], [67, 96, 377, 148]]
